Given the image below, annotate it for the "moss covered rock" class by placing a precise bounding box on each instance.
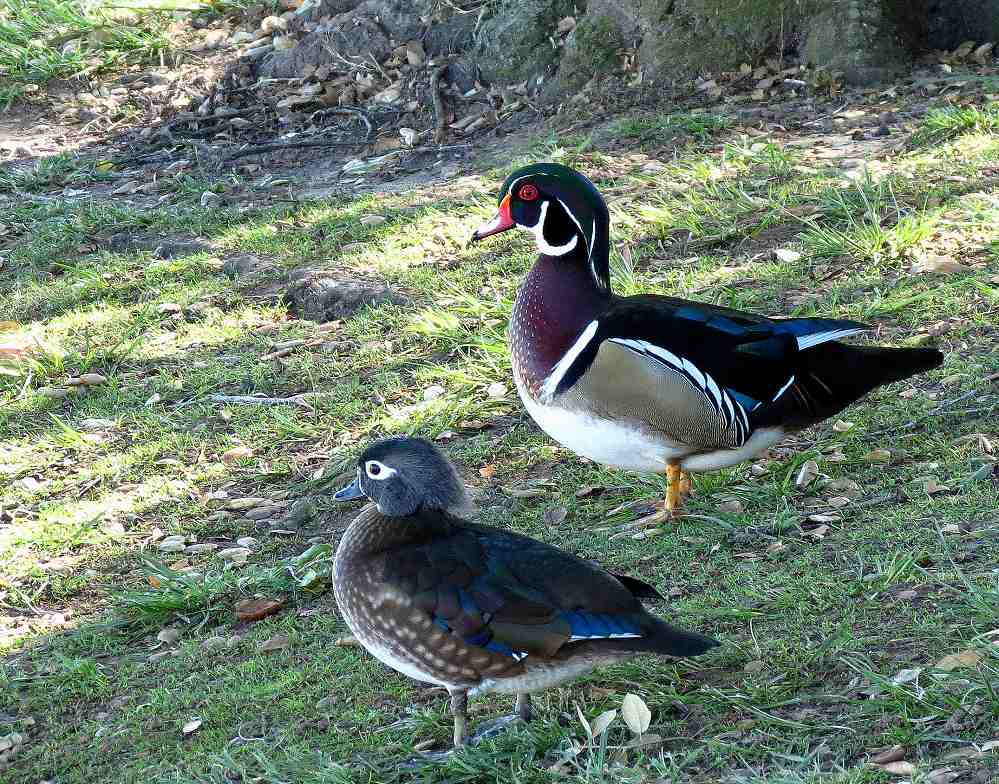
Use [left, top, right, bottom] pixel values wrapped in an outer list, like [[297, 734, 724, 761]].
[[474, 0, 576, 83]]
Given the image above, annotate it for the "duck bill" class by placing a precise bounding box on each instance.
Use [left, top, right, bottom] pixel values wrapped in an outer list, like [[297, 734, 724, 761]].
[[471, 193, 514, 242], [333, 477, 365, 502]]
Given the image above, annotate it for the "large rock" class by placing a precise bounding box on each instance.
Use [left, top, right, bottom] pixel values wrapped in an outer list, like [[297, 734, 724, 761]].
[[477, 0, 999, 95], [474, 0, 575, 84], [257, 0, 423, 80]]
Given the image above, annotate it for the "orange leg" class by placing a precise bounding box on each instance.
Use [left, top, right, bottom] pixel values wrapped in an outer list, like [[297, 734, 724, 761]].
[[665, 462, 684, 516]]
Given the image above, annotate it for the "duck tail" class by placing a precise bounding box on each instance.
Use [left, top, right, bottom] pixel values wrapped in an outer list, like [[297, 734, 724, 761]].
[[757, 343, 943, 430], [633, 617, 720, 657]]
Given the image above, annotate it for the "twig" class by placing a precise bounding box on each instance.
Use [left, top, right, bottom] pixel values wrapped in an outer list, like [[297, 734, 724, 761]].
[[430, 63, 450, 144], [207, 394, 312, 408], [308, 106, 374, 140], [864, 389, 988, 438], [221, 137, 369, 162]]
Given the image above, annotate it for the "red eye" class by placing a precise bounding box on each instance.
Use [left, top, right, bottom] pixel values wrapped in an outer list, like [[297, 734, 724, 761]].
[[518, 184, 539, 201]]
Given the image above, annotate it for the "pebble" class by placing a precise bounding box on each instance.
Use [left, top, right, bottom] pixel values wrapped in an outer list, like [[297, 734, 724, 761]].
[[236, 536, 258, 548], [226, 497, 269, 511], [245, 506, 280, 521], [185, 543, 219, 555], [217, 547, 251, 563], [157, 535, 187, 552]]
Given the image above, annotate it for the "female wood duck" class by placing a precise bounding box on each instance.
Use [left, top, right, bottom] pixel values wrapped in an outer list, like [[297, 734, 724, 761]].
[[470, 163, 943, 518], [332, 437, 718, 748]]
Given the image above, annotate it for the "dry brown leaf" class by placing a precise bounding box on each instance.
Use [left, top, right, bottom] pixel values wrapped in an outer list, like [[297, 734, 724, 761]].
[[795, 459, 819, 489], [870, 745, 907, 764], [912, 255, 968, 275], [874, 760, 915, 776], [621, 693, 651, 736], [478, 463, 497, 479], [934, 649, 981, 671], [543, 506, 568, 525], [235, 598, 284, 622], [258, 633, 290, 652], [718, 499, 744, 514], [923, 478, 951, 495], [864, 449, 892, 463], [222, 444, 255, 463]]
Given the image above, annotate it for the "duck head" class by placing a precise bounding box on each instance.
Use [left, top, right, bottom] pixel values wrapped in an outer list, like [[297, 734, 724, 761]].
[[333, 437, 474, 517], [471, 163, 611, 291]]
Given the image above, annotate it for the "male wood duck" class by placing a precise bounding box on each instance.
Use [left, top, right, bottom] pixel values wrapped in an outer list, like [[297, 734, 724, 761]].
[[470, 163, 943, 518], [332, 437, 718, 748]]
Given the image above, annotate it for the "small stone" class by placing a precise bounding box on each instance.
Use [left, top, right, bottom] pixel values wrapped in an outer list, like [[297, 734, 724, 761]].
[[200, 190, 222, 208], [236, 536, 258, 548], [157, 535, 187, 552], [78, 417, 114, 430], [185, 543, 218, 555], [260, 15, 286, 34], [217, 547, 251, 564], [486, 382, 507, 398], [244, 506, 280, 521], [226, 497, 269, 511], [287, 498, 317, 526]]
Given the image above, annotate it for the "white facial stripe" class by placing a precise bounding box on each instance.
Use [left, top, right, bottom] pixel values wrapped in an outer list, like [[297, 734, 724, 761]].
[[529, 200, 578, 256], [365, 460, 397, 480], [540, 320, 599, 402]]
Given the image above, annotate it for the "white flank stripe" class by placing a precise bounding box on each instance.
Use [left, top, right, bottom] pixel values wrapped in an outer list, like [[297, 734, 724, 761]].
[[772, 374, 796, 402], [722, 391, 736, 425], [796, 327, 865, 351], [539, 320, 600, 402], [681, 358, 707, 391], [569, 633, 641, 641], [705, 374, 724, 413]]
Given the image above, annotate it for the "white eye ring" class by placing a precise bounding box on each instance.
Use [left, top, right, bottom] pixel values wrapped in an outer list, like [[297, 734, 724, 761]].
[[364, 460, 396, 480]]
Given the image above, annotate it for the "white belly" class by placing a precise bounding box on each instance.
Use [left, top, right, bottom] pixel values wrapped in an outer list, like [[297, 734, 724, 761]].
[[516, 375, 784, 473]]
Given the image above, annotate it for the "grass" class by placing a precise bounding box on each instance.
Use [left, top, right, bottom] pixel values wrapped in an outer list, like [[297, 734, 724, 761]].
[[912, 103, 999, 147], [2, 81, 999, 784], [0, 0, 171, 99]]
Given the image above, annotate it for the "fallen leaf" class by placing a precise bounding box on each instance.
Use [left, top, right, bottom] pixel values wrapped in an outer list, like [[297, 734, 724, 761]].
[[870, 745, 907, 764], [795, 459, 819, 489], [864, 449, 892, 462], [486, 382, 507, 398], [874, 760, 915, 775], [718, 499, 744, 514], [804, 524, 830, 540], [359, 214, 387, 227], [335, 635, 359, 647], [826, 496, 851, 508], [575, 485, 605, 498], [923, 478, 950, 495], [182, 718, 202, 735], [773, 248, 802, 263], [589, 709, 617, 738], [235, 598, 284, 622], [892, 667, 922, 684], [223, 444, 255, 463], [621, 693, 651, 736], [832, 419, 855, 432], [258, 634, 290, 652], [934, 649, 981, 671], [157, 628, 181, 645], [912, 255, 968, 274], [807, 513, 842, 523], [543, 506, 568, 525], [478, 464, 496, 479]]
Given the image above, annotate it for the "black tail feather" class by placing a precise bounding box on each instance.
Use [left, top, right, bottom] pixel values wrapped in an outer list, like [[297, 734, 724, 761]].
[[756, 343, 943, 430], [613, 573, 664, 601]]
